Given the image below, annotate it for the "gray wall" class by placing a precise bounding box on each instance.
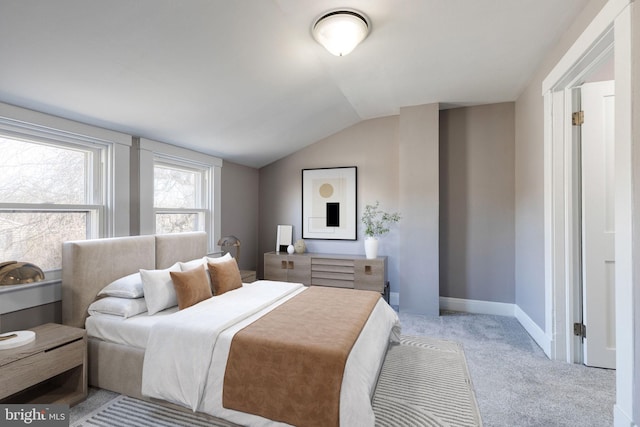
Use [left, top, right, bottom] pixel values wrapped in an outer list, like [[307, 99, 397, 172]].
[[258, 115, 401, 292], [440, 103, 515, 303], [259, 103, 514, 315], [398, 104, 440, 315], [0, 302, 60, 333], [514, 0, 608, 329], [220, 160, 260, 271]]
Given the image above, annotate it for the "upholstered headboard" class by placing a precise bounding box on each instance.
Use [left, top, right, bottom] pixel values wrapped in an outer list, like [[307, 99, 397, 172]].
[[61, 232, 207, 328]]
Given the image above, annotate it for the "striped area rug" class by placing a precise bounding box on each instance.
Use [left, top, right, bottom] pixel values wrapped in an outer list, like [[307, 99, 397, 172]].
[[72, 336, 481, 427], [72, 396, 234, 427], [373, 336, 482, 426]]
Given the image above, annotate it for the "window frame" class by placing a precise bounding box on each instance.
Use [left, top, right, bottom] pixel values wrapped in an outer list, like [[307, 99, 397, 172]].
[[138, 137, 221, 252], [153, 155, 211, 234], [0, 140, 105, 273], [0, 111, 127, 276]]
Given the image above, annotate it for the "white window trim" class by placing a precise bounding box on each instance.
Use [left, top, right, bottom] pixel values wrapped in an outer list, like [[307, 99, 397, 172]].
[[139, 138, 221, 252], [0, 102, 132, 277], [0, 102, 132, 238], [153, 155, 208, 210]]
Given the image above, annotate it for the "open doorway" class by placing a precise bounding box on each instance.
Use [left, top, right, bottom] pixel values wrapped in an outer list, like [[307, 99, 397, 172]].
[[541, 0, 634, 423]]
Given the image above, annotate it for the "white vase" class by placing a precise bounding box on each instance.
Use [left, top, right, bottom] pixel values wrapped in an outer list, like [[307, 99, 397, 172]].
[[287, 244, 295, 255], [364, 236, 379, 259]]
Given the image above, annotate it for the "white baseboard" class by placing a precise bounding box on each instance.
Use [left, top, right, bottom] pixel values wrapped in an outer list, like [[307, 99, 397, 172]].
[[614, 404, 637, 427], [435, 296, 551, 356], [514, 305, 551, 356], [396, 295, 552, 357], [439, 296, 515, 317]]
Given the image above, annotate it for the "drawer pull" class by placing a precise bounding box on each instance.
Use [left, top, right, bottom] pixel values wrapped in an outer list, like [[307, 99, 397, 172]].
[[45, 337, 84, 352], [288, 261, 294, 269], [281, 261, 287, 269], [365, 265, 372, 275]]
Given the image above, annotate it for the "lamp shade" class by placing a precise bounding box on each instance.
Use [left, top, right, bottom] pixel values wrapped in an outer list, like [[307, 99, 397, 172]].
[[217, 236, 240, 247], [313, 10, 369, 56]]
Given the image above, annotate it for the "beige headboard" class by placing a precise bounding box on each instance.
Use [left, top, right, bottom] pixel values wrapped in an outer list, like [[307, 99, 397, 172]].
[[155, 232, 208, 269], [62, 232, 208, 328]]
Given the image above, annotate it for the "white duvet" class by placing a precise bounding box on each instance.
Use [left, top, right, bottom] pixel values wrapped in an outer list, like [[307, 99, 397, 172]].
[[141, 281, 400, 427]]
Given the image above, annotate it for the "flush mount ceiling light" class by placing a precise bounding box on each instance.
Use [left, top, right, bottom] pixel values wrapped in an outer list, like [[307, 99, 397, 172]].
[[312, 10, 370, 56]]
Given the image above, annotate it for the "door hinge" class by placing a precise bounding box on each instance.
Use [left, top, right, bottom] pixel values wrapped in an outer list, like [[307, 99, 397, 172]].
[[573, 322, 586, 338], [572, 110, 584, 126]]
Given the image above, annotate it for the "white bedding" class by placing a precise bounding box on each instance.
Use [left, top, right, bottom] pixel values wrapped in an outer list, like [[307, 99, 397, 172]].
[[201, 289, 401, 427], [142, 281, 306, 414], [86, 306, 179, 348], [89, 281, 401, 426]]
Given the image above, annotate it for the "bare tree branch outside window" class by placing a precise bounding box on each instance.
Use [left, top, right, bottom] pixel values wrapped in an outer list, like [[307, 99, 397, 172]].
[[154, 163, 203, 234], [0, 138, 93, 271]]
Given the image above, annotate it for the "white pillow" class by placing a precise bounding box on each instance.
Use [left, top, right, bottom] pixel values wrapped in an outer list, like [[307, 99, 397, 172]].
[[98, 272, 144, 298], [178, 253, 231, 271], [88, 297, 147, 318], [140, 263, 181, 315], [204, 252, 232, 264], [178, 257, 207, 271], [179, 257, 215, 289]]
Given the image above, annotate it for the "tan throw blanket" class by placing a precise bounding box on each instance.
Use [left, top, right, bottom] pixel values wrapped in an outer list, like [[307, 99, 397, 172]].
[[223, 286, 381, 427]]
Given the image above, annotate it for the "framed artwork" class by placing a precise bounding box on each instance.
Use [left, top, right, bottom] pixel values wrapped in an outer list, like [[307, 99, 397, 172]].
[[302, 166, 357, 240]]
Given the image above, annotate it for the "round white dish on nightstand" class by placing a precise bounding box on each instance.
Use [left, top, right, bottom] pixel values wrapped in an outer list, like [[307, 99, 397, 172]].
[[0, 330, 35, 350]]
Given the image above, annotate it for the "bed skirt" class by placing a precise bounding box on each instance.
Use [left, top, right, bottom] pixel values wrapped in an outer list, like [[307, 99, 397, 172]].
[[87, 338, 240, 426]]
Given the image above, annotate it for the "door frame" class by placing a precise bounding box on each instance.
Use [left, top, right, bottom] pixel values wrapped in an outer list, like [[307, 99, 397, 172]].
[[541, 0, 633, 424]]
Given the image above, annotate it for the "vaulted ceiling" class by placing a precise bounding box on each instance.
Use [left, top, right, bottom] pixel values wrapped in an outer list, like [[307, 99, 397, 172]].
[[0, 0, 588, 168]]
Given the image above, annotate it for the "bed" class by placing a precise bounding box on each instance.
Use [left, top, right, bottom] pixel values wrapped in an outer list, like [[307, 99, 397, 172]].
[[61, 232, 400, 426]]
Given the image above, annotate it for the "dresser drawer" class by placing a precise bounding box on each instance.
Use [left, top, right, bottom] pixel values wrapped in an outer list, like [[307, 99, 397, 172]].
[[311, 263, 354, 275], [0, 338, 85, 400], [312, 258, 354, 268], [311, 258, 355, 288]]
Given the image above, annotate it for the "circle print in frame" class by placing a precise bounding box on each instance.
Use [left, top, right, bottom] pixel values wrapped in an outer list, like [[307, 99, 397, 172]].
[[319, 183, 334, 198]]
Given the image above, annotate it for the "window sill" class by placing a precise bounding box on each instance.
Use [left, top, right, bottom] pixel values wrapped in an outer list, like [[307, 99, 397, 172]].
[[0, 279, 61, 315]]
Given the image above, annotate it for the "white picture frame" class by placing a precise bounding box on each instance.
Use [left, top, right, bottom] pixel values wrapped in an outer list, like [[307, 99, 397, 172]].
[[276, 224, 293, 252]]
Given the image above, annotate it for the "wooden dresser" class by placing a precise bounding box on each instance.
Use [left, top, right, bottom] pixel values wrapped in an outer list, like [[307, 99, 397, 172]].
[[264, 252, 389, 301]]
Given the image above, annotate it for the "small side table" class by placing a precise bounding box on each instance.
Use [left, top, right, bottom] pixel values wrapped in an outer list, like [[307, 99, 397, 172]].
[[240, 270, 257, 283], [0, 323, 87, 406]]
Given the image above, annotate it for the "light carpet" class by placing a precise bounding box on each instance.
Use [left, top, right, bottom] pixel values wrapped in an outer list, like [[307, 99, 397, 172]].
[[71, 335, 481, 427]]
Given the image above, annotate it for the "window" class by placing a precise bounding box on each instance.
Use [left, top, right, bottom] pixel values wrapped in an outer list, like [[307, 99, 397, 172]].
[[136, 137, 220, 250], [0, 136, 104, 272], [153, 158, 209, 235]]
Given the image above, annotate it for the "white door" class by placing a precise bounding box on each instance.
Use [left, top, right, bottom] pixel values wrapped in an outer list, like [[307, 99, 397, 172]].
[[581, 80, 615, 369]]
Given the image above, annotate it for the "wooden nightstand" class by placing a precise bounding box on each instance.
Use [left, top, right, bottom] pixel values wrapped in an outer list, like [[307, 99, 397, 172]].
[[240, 270, 257, 283], [0, 323, 87, 406]]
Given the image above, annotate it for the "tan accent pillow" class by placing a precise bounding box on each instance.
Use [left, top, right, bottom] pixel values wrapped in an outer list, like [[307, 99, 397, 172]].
[[169, 265, 213, 310], [207, 258, 242, 296]]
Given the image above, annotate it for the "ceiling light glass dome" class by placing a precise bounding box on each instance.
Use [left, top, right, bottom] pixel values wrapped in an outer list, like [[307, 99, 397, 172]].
[[312, 10, 370, 56]]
